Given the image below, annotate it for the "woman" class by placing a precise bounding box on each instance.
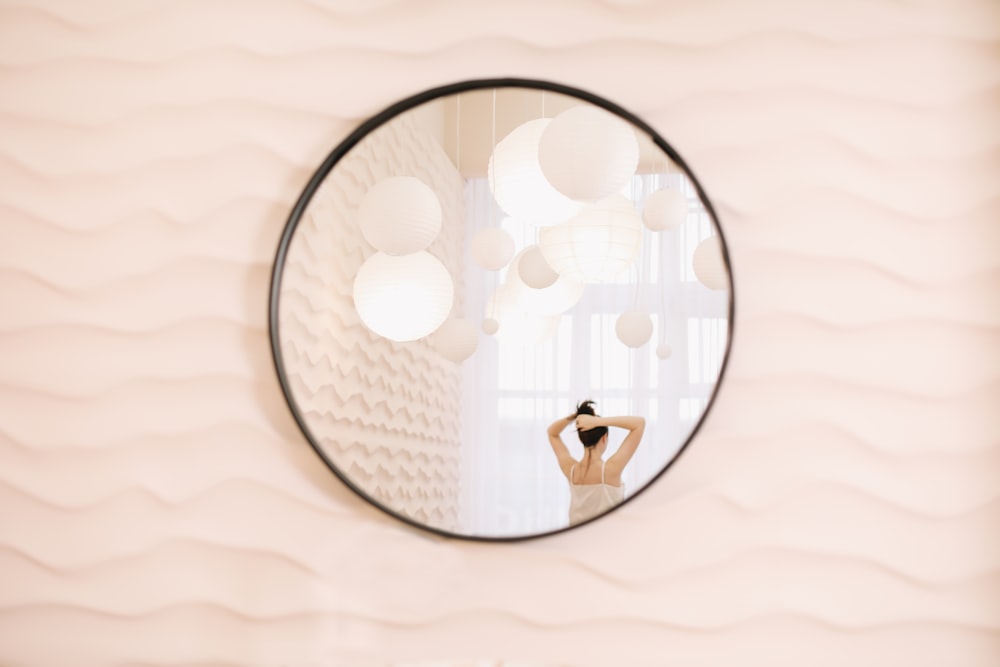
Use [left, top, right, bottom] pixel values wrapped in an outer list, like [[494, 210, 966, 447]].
[[546, 400, 645, 525]]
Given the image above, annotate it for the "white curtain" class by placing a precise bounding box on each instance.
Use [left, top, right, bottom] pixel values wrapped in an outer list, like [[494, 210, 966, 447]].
[[458, 173, 729, 537]]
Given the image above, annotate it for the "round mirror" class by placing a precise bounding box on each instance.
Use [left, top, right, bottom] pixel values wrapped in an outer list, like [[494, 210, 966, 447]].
[[269, 79, 733, 540]]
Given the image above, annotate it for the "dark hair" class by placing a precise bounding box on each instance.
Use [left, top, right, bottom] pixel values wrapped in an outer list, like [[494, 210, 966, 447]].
[[575, 399, 608, 448]]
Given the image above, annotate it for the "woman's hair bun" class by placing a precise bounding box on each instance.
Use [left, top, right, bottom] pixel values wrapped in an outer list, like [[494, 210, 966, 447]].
[[574, 399, 606, 448]]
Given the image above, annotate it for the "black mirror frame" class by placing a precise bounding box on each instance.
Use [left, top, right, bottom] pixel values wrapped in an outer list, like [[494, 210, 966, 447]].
[[268, 77, 735, 542]]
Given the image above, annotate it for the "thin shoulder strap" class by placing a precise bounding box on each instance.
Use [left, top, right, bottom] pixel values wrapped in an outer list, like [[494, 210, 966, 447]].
[[569, 464, 576, 484], [601, 460, 606, 485]]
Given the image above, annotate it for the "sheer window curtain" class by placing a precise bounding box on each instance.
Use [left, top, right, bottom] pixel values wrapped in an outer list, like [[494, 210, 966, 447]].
[[458, 173, 728, 537]]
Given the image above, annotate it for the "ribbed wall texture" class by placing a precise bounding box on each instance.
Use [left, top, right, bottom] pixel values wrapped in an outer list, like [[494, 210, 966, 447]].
[[0, 1, 997, 666], [278, 111, 466, 533]]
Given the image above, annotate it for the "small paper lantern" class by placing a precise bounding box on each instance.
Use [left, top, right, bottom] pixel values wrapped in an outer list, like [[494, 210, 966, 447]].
[[656, 342, 673, 360], [488, 118, 584, 226], [505, 248, 584, 315], [615, 311, 653, 348], [353, 251, 454, 342], [692, 236, 728, 291], [433, 318, 478, 362], [357, 176, 442, 255], [642, 187, 687, 231], [538, 195, 643, 283], [482, 318, 499, 335], [470, 227, 515, 271], [517, 245, 559, 289], [538, 106, 640, 202]]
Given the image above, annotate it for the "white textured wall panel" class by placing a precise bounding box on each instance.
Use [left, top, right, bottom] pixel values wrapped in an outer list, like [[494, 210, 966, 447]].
[[279, 111, 466, 532], [0, 1, 997, 666]]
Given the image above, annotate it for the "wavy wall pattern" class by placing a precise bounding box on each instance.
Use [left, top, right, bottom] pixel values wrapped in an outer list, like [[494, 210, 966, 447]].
[[0, 0, 998, 665], [278, 111, 467, 532]]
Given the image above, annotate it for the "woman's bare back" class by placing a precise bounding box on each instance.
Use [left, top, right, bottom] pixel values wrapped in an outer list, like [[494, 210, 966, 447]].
[[569, 459, 622, 487]]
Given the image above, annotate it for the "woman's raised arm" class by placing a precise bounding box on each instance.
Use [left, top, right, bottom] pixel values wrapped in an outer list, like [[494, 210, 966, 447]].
[[547, 413, 577, 477]]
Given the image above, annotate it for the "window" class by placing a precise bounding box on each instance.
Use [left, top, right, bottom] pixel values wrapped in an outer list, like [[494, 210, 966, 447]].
[[458, 173, 728, 535]]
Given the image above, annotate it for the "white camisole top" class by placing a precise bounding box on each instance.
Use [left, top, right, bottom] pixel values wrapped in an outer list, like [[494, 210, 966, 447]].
[[568, 461, 625, 525]]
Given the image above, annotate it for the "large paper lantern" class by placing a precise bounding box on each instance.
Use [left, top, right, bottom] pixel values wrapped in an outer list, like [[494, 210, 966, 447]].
[[538, 195, 643, 284], [615, 311, 653, 348], [470, 227, 515, 271], [487, 118, 584, 226], [692, 236, 728, 290], [353, 251, 454, 342], [486, 285, 560, 344], [505, 248, 584, 315], [433, 317, 478, 362], [357, 176, 442, 255], [642, 187, 688, 231], [538, 106, 639, 202]]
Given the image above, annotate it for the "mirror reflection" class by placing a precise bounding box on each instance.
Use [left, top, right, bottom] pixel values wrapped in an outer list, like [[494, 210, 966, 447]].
[[271, 81, 732, 539]]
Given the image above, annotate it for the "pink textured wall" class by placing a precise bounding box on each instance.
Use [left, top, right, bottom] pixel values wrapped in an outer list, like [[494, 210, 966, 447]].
[[0, 1, 998, 666]]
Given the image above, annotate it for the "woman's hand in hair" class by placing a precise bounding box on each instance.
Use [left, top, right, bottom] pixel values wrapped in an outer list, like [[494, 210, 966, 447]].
[[576, 414, 601, 431]]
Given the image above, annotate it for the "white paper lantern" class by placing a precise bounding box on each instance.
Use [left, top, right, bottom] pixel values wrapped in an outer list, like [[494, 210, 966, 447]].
[[615, 311, 653, 348], [538, 195, 643, 283], [433, 317, 478, 362], [481, 318, 499, 335], [656, 342, 673, 359], [642, 187, 688, 231], [517, 245, 559, 289], [505, 248, 584, 315], [692, 236, 728, 291], [470, 227, 515, 271], [357, 176, 442, 255], [488, 118, 584, 226], [353, 251, 454, 342], [538, 106, 640, 202], [486, 285, 560, 344]]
